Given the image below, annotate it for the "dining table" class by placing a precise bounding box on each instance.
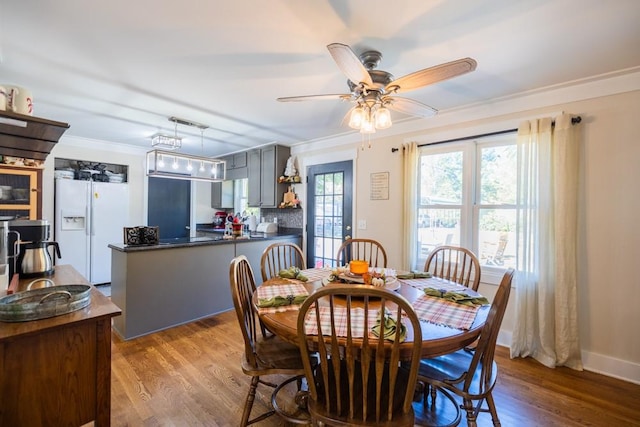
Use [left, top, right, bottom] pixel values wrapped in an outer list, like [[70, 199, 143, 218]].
[[253, 267, 491, 359]]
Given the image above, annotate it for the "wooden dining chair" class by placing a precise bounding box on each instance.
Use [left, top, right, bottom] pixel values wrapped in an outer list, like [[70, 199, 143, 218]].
[[336, 238, 388, 268], [229, 255, 309, 426], [424, 245, 481, 291], [260, 242, 306, 282], [297, 285, 422, 426], [417, 268, 515, 427]]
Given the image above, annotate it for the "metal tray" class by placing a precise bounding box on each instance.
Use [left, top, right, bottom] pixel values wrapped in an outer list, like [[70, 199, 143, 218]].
[[0, 284, 92, 322]]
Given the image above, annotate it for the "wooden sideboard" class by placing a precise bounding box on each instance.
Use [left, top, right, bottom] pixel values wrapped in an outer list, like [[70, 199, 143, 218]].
[[0, 265, 121, 426]]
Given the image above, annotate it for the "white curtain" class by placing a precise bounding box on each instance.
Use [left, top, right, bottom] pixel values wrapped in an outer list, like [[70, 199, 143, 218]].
[[402, 142, 418, 271], [510, 114, 583, 370]]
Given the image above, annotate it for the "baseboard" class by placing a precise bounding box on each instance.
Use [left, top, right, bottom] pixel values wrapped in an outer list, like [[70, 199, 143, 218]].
[[581, 350, 640, 385], [496, 329, 640, 385], [497, 330, 512, 349]]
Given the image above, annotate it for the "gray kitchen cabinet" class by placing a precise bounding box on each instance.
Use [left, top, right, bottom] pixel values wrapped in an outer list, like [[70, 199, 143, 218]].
[[211, 179, 234, 208], [247, 144, 290, 208], [223, 152, 248, 180]]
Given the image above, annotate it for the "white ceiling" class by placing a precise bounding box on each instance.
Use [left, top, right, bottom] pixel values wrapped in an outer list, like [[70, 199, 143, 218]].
[[2, 0, 639, 157]]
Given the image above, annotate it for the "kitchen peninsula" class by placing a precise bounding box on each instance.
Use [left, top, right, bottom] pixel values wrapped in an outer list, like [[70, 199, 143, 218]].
[[108, 229, 302, 340]]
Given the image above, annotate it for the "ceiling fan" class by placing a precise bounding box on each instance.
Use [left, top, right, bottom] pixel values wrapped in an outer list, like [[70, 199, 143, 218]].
[[277, 43, 477, 133]]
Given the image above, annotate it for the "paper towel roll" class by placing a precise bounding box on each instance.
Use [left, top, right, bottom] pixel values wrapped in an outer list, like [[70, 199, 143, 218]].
[[248, 215, 257, 231]]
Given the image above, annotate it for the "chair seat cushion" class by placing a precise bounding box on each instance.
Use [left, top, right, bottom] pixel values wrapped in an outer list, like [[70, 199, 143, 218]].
[[309, 359, 415, 426], [418, 349, 497, 397]]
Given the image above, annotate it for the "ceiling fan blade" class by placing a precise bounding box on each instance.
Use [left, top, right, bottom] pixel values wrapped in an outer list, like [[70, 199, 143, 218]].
[[277, 94, 352, 102], [384, 96, 438, 118], [327, 43, 374, 88], [385, 57, 477, 94]]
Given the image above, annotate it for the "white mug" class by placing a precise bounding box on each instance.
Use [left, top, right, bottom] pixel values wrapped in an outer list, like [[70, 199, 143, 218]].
[[0, 86, 6, 111], [7, 86, 33, 115]]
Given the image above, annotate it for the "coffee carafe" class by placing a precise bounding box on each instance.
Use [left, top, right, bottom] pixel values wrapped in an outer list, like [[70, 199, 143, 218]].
[[18, 241, 61, 277], [8, 219, 62, 278]]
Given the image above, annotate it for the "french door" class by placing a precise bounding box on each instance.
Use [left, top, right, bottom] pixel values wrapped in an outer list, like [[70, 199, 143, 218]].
[[306, 161, 353, 268]]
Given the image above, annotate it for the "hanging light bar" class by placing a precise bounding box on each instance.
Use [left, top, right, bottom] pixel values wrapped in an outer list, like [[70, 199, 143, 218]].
[[146, 116, 226, 182], [147, 149, 226, 182]]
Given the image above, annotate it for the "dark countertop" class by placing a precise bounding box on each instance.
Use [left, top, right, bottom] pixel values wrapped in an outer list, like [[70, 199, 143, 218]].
[[108, 227, 302, 252]]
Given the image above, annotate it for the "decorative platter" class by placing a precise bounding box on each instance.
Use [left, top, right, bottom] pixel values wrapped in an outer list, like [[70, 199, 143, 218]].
[[325, 274, 400, 291]]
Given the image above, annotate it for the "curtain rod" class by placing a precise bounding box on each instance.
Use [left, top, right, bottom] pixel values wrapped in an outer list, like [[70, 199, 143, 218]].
[[391, 116, 582, 152]]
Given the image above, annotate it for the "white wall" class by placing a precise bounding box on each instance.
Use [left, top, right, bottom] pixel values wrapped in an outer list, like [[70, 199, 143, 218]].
[[194, 181, 216, 224], [292, 71, 640, 384]]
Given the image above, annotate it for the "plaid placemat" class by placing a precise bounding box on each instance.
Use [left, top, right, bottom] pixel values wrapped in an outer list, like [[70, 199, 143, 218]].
[[304, 306, 380, 338], [256, 282, 309, 314], [299, 268, 332, 283], [412, 295, 479, 330], [399, 277, 467, 292]]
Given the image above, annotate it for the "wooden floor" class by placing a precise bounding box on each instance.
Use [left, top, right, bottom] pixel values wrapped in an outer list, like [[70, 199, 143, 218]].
[[111, 310, 640, 426]]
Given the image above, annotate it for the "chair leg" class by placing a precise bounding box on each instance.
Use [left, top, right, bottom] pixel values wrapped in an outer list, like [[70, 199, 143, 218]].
[[241, 376, 260, 427], [430, 384, 437, 409], [462, 398, 478, 427], [242, 375, 276, 426], [414, 380, 425, 403], [485, 392, 501, 426]]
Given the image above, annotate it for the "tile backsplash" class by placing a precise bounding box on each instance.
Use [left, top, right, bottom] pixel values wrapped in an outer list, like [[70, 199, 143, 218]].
[[260, 208, 303, 229]]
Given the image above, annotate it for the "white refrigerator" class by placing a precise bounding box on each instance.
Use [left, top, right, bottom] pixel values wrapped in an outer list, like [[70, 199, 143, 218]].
[[54, 179, 129, 285]]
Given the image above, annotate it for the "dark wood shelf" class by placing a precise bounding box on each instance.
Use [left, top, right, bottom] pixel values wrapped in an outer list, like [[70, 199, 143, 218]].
[[0, 110, 69, 160]]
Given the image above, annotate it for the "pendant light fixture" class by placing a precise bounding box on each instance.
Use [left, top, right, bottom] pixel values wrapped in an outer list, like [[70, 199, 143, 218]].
[[147, 117, 226, 182]]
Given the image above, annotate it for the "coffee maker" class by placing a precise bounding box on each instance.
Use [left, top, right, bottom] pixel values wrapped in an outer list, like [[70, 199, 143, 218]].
[[9, 220, 61, 278]]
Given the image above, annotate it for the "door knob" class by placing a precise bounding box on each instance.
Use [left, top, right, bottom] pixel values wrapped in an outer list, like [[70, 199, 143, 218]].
[[346, 225, 351, 230], [345, 235, 351, 240]]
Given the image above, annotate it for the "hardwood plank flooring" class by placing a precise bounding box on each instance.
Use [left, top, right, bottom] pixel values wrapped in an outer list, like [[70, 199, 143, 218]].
[[111, 311, 640, 426]]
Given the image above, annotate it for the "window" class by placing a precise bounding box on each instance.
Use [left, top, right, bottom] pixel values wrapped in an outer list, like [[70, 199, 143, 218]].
[[416, 134, 517, 281], [234, 178, 260, 218]]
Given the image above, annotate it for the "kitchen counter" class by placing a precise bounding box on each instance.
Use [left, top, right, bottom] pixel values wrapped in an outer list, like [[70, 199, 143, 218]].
[[108, 227, 302, 252], [0, 265, 121, 426], [109, 232, 302, 339]]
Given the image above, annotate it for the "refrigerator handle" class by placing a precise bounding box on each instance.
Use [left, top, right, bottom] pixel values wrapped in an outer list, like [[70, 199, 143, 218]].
[[87, 201, 93, 237]]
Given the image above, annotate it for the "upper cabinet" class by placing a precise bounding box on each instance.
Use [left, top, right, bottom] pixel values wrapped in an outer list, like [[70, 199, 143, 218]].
[[211, 180, 234, 209], [0, 111, 69, 161], [247, 145, 290, 208], [0, 164, 42, 219], [223, 152, 248, 181]]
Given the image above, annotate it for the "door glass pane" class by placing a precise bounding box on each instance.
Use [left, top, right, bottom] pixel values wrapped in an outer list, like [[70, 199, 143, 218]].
[[316, 175, 325, 195], [312, 171, 344, 268]]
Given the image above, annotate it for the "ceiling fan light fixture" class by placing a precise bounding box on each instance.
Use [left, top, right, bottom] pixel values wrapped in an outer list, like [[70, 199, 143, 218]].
[[375, 106, 392, 129], [278, 43, 475, 143], [348, 105, 364, 129], [360, 113, 376, 134]]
